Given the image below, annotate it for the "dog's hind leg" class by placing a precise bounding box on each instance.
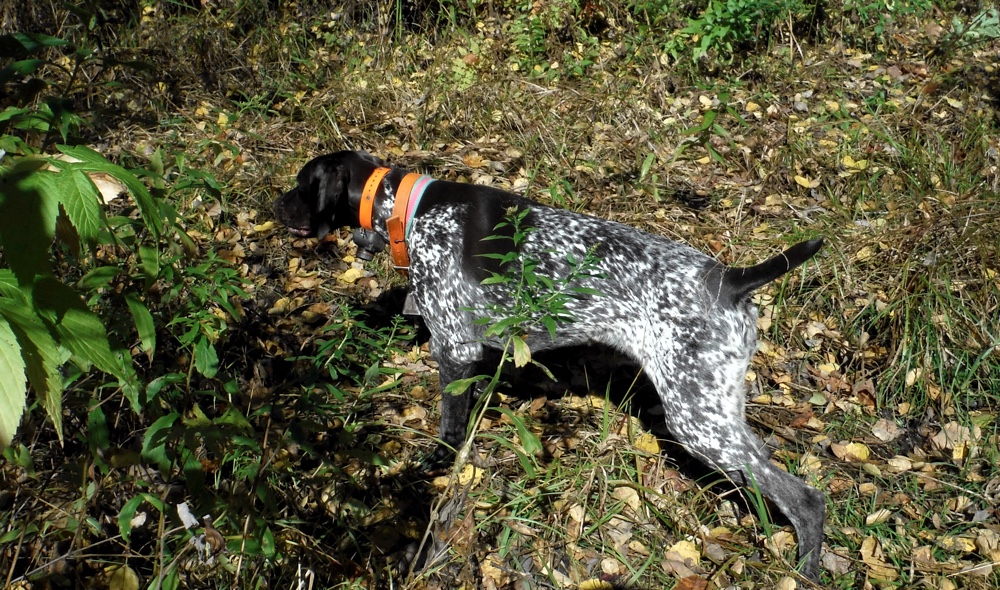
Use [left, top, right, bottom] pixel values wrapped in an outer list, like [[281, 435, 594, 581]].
[[642, 353, 825, 580]]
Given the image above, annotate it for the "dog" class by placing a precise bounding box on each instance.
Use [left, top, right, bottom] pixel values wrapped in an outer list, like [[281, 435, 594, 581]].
[[274, 150, 826, 580]]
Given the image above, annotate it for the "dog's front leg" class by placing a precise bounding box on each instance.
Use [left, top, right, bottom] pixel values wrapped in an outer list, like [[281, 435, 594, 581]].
[[424, 340, 481, 468]]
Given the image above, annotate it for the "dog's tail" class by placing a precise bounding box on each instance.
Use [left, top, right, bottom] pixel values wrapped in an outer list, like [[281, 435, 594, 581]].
[[717, 238, 824, 304]]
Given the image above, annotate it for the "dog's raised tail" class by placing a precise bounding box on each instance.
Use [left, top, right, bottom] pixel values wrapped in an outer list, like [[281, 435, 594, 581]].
[[719, 238, 824, 303]]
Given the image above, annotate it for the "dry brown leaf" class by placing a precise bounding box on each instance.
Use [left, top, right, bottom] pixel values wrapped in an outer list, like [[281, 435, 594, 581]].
[[865, 508, 893, 525], [861, 536, 899, 581], [821, 551, 853, 576], [674, 576, 709, 590], [871, 418, 904, 442]]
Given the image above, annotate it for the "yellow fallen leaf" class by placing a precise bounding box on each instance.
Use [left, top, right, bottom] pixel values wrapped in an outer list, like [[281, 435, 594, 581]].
[[945, 97, 963, 110], [431, 463, 483, 489], [463, 153, 485, 168], [831, 441, 870, 462], [666, 540, 700, 565], [253, 221, 275, 233], [634, 432, 660, 455], [842, 154, 869, 170], [938, 536, 977, 553], [745, 101, 761, 112], [107, 565, 140, 590], [794, 175, 820, 188], [579, 580, 614, 590], [612, 486, 642, 512], [339, 268, 364, 283], [887, 456, 913, 473]]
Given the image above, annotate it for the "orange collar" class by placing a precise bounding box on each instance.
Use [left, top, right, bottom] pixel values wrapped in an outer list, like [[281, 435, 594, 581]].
[[359, 167, 391, 231], [358, 168, 435, 275]]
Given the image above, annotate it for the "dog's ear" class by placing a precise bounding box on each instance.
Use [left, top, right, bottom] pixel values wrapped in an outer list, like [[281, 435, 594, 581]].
[[356, 151, 385, 166], [313, 163, 348, 214]]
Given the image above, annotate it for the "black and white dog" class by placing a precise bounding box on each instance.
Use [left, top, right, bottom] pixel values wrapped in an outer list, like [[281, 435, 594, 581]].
[[274, 150, 826, 580]]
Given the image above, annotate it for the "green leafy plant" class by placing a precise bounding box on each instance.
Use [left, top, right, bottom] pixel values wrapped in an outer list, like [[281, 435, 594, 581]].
[[474, 206, 605, 368], [666, 0, 807, 62], [934, 7, 1000, 59], [673, 91, 746, 163], [0, 145, 162, 446], [0, 31, 152, 148]]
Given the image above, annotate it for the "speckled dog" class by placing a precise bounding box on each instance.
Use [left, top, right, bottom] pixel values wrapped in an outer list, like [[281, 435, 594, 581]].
[[274, 150, 826, 580]]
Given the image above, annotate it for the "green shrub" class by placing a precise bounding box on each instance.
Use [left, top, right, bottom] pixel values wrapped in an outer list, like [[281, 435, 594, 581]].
[[666, 0, 808, 62]]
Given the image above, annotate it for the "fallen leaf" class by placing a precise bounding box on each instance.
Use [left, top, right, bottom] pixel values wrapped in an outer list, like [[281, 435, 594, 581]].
[[860, 536, 899, 581], [463, 153, 485, 168], [665, 540, 700, 565], [339, 268, 365, 283], [842, 155, 869, 170], [887, 455, 913, 473], [821, 551, 852, 575], [634, 432, 660, 454], [871, 418, 904, 442], [674, 576, 709, 590], [937, 535, 976, 553], [866, 508, 893, 525], [794, 175, 820, 188], [831, 441, 871, 462]]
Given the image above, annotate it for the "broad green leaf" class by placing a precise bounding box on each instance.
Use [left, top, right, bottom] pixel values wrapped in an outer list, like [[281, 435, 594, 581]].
[[444, 376, 484, 395], [8, 32, 70, 52], [0, 162, 61, 285], [512, 336, 531, 368], [118, 492, 162, 544], [57, 168, 104, 246], [0, 270, 21, 298], [77, 266, 120, 290], [0, 59, 47, 86], [193, 337, 219, 378], [0, 299, 64, 439], [639, 152, 656, 180], [138, 244, 159, 287], [56, 145, 162, 238], [0, 315, 27, 449], [124, 294, 156, 360], [142, 412, 179, 473], [33, 277, 129, 380]]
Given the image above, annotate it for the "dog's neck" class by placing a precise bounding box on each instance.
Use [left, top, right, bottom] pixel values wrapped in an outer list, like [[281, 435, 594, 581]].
[[350, 166, 434, 268]]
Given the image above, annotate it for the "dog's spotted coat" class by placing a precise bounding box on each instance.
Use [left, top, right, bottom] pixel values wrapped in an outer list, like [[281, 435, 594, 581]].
[[274, 151, 826, 580]]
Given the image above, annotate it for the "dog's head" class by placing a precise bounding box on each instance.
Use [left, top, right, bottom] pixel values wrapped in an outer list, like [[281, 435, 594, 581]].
[[273, 150, 384, 241]]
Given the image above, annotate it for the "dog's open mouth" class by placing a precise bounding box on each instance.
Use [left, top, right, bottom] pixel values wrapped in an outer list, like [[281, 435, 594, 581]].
[[287, 226, 312, 237]]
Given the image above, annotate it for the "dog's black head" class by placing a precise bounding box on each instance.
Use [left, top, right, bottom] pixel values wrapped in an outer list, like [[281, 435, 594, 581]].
[[273, 150, 384, 241]]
